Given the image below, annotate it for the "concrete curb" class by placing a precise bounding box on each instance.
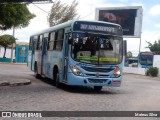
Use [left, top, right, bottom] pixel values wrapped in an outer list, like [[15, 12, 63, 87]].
[[0, 79, 31, 87], [0, 62, 27, 65], [0, 81, 10, 86]]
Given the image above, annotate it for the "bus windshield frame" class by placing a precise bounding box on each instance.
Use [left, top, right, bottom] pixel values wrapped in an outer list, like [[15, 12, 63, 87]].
[[70, 32, 123, 65]]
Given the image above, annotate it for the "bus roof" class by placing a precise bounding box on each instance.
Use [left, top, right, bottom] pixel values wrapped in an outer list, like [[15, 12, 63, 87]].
[[30, 20, 122, 37], [140, 51, 154, 55]]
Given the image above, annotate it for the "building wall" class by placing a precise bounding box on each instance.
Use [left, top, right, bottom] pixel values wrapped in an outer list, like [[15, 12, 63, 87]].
[[153, 55, 160, 77], [15, 46, 28, 63], [123, 67, 146, 75], [0, 46, 15, 59]]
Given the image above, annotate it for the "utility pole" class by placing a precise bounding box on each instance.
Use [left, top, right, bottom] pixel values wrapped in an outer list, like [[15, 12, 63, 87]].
[[138, 34, 142, 68], [139, 36, 141, 55], [11, 26, 15, 63]]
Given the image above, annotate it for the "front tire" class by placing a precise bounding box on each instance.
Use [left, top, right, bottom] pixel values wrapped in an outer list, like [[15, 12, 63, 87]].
[[55, 73, 61, 88], [53, 70, 61, 88], [94, 86, 102, 91]]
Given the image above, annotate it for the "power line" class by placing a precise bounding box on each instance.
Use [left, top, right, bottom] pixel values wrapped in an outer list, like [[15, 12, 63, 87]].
[[32, 1, 95, 19], [32, 3, 50, 14], [32, 3, 95, 20], [78, 10, 95, 19]]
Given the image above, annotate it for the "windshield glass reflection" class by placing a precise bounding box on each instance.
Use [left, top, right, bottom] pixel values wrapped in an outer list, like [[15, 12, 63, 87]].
[[71, 32, 123, 65]]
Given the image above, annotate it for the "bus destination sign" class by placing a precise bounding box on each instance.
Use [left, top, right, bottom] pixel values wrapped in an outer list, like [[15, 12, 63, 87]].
[[73, 21, 122, 36]]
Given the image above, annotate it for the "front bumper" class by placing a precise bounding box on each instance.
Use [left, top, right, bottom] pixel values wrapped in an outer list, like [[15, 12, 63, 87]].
[[67, 72, 122, 87]]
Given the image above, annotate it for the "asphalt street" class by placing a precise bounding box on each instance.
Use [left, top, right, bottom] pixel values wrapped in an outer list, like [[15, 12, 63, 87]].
[[0, 64, 160, 120]]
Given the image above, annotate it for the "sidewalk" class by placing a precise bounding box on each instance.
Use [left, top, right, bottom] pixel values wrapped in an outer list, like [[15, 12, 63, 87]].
[[0, 63, 31, 87], [123, 73, 160, 81]]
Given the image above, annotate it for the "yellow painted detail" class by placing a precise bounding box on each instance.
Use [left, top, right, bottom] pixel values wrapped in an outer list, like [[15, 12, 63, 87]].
[[77, 56, 118, 62]]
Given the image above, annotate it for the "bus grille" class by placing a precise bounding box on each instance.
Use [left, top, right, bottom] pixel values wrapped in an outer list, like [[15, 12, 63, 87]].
[[85, 74, 109, 77], [88, 78, 108, 83], [81, 67, 114, 72]]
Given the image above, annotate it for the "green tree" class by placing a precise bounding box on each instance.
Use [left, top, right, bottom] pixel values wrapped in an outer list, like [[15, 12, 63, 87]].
[[127, 51, 133, 58], [146, 39, 160, 55], [0, 3, 35, 30], [0, 34, 16, 58], [48, 0, 79, 26]]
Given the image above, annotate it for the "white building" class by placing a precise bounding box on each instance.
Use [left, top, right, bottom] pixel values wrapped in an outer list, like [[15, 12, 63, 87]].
[[0, 46, 15, 59]]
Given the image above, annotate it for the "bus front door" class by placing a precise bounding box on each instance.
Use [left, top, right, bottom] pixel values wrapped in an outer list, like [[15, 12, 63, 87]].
[[62, 34, 69, 82]]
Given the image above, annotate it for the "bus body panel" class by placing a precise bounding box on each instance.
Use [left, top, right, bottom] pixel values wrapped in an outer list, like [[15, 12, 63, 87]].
[[44, 51, 62, 79], [66, 54, 122, 86], [28, 20, 123, 88], [67, 69, 122, 87]]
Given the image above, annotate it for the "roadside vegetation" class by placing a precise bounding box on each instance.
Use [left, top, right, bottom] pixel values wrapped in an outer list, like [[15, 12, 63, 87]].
[[145, 67, 159, 77]]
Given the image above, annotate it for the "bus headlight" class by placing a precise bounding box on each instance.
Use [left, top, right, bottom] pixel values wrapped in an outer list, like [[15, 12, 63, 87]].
[[69, 66, 83, 76], [112, 66, 121, 78]]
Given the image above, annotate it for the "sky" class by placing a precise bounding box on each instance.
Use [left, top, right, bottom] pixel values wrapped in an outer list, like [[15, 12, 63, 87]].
[[1, 0, 160, 56]]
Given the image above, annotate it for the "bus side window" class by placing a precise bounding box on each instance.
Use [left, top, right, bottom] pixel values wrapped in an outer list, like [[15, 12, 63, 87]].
[[36, 35, 43, 50], [36, 37, 40, 50], [54, 29, 64, 50], [48, 32, 55, 50], [43, 37, 48, 53], [39, 35, 43, 50]]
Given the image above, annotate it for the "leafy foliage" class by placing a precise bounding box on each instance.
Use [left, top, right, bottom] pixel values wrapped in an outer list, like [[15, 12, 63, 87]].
[[48, 0, 79, 26], [145, 67, 159, 77], [0, 34, 16, 58], [146, 39, 160, 55], [0, 3, 35, 30]]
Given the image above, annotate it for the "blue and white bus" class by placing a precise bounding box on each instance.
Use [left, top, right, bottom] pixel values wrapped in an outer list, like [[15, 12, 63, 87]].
[[28, 20, 124, 91], [138, 52, 154, 68]]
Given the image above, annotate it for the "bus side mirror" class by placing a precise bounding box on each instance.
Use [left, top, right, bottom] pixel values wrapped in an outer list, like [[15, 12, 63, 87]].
[[68, 37, 73, 45]]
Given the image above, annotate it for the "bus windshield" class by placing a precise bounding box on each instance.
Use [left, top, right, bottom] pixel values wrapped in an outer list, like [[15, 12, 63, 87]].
[[139, 54, 153, 66], [71, 32, 123, 65]]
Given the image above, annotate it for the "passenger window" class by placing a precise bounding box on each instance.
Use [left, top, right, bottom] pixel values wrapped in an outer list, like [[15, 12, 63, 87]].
[[36, 38, 40, 50], [53, 29, 64, 50], [39, 35, 43, 50], [48, 32, 55, 50]]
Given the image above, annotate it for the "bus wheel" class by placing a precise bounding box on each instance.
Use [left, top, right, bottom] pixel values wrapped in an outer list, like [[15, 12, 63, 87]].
[[53, 70, 61, 88], [34, 64, 40, 78], [94, 86, 102, 91]]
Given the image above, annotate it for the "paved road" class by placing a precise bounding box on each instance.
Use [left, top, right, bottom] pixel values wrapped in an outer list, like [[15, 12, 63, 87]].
[[0, 64, 160, 120]]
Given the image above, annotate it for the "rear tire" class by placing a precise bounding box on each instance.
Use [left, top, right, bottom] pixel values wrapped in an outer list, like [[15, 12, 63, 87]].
[[94, 86, 102, 91], [34, 63, 41, 78]]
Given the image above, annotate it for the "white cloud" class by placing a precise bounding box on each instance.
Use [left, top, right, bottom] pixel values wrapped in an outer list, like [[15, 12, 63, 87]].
[[119, 0, 128, 2], [125, 30, 160, 56], [141, 31, 160, 51], [142, 30, 160, 42], [155, 23, 160, 28], [149, 4, 160, 16]]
